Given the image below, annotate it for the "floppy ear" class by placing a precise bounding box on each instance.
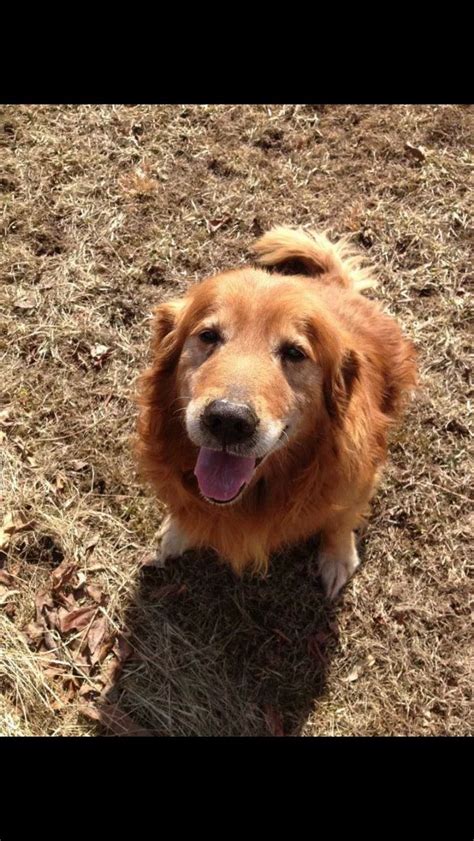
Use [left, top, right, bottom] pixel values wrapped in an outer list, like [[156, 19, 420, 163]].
[[323, 348, 360, 424], [151, 298, 186, 372]]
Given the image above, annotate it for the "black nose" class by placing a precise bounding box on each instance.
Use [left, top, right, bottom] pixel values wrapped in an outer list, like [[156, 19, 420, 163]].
[[202, 400, 259, 445]]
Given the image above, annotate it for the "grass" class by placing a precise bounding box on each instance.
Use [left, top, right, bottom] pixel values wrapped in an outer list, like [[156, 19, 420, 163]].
[[0, 104, 472, 735]]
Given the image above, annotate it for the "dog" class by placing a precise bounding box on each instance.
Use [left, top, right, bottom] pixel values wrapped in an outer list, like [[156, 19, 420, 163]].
[[136, 227, 417, 599]]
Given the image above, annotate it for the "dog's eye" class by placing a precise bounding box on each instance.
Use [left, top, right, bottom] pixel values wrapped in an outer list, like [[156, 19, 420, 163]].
[[199, 329, 221, 345], [280, 344, 306, 362]]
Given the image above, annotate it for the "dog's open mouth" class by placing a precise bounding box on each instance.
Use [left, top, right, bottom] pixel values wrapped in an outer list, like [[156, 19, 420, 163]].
[[193, 427, 288, 505], [194, 448, 260, 504]]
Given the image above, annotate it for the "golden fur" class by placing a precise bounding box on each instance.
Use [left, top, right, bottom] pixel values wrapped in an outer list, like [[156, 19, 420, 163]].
[[136, 227, 417, 597]]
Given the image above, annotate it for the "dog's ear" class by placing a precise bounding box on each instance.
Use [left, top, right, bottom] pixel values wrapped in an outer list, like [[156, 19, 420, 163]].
[[151, 299, 186, 372], [323, 348, 360, 424]]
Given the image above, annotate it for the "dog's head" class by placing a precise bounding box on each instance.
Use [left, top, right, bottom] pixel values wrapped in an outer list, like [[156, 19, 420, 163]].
[[151, 269, 358, 505]]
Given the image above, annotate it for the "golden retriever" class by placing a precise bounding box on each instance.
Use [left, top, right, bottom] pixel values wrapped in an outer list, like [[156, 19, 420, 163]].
[[136, 227, 417, 598]]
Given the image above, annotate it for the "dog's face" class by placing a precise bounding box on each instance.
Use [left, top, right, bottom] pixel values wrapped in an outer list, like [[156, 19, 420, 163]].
[[155, 269, 356, 505]]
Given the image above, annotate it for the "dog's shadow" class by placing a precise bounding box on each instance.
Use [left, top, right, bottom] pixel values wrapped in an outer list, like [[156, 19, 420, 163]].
[[104, 534, 346, 736]]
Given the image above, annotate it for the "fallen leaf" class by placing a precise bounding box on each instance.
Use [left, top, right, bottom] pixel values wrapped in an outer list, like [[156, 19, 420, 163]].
[[58, 605, 97, 633], [43, 607, 60, 631], [72, 570, 87, 590], [90, 343, 110, 358], [79, 703, 152, 736], [359, 227, 375, 248], [0, 407, 13, 425], [56, 606, 71, 628], [14, 295, 36, 310], [55, 473, 67, 491], [93, 638, 115, 665], [208, 216, 232, 233], [64, 672, 81, 688], [345, 666, 361, 683], [38, 650, 59, 668], [35, 589, 55, 623], [2, 511, 33, 535], [63, 677, 81, 702], [43, 663, 69, 680], [119, 170, 158, 196], [70, 460, 89, 472], [405, 141, 427, 162], [87, 617, 109, 662], [113, 635, 134, 663], [90, 344, 112, 368], [23, 621, 45, 644], [86, 584, 107, 605], [79, 682, 101, 698], [43, 630, 57, 651], [263, 704, 285, 737], [55, 592, 78, 610], [84, 533, 100, 553], [71, 649, 93, 676], [39, 655, 70, 685], [98, 657, 123, 695], [2, 514, 14, 536], [51, 558, 77, 590], [0, 511, 34, 549], [0, 570, 15, 587]]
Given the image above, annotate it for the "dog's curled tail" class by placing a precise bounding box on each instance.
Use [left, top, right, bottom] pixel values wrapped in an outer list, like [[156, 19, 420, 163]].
[[251, 226, 376, 293]]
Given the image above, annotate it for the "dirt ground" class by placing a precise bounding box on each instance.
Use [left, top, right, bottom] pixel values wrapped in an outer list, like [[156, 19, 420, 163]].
[[1, 104, 472, 736]]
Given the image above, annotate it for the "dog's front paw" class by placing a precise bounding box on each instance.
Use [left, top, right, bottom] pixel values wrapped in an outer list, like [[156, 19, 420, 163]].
[[154, 515, 192, 567], [318, 543, 360, 600]]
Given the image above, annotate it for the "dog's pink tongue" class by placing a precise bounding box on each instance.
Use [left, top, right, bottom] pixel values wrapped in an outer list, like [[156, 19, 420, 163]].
[[194, 448, 256, 501]]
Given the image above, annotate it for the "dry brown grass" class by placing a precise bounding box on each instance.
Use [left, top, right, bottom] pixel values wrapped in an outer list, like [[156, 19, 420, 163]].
[[1, 104, 472, 736]]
